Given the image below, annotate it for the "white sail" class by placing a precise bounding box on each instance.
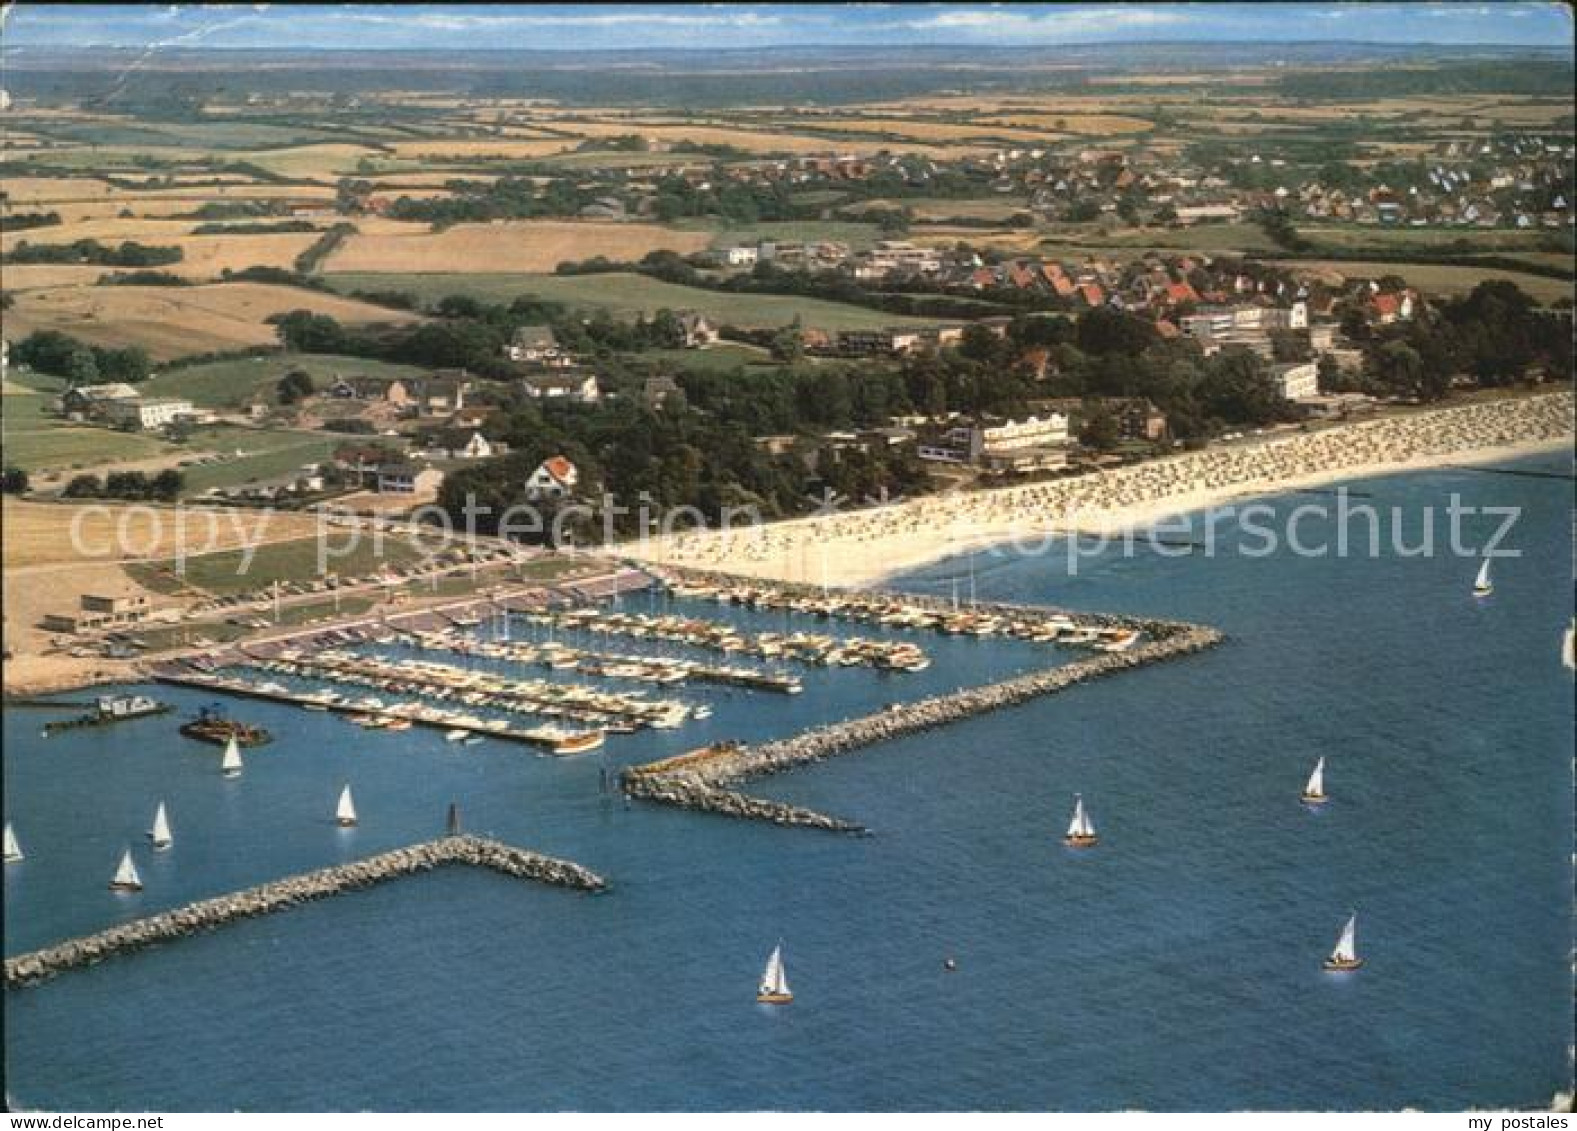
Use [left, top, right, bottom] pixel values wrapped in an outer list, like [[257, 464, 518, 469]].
[[112, 849, 141, 888], [1304, 757, 1326, 798], [221, 736, 244, 776], [759, 945, 790, 997], [1066, 795, 1094, 838], [336, 784, 358, 824], [3, 822, 22, 862], [1331, 914, 1358, 963], [149, 802, 172, 848], [1562, 619, 1574, 671], [1474, 558, 1493, 592]]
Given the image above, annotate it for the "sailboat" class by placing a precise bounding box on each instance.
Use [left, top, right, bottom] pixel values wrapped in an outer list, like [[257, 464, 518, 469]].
[[757, 943, 793, 1005], [148, 801, 173, 850], [221, 736, 244, 778], [3, 822, 23, 863], [1562, 618, 1574, 671], [336, 784, 358, 827], [1472, 558, 1493, 597], [1063, 793, 1098, 848], [1323, 912, 1363, 971], [1300, 757, 1328, 805], [109, 848, 143, 892]]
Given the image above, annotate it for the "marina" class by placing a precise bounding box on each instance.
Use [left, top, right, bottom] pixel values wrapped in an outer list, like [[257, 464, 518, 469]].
[[2, 450, 1571, 1110]]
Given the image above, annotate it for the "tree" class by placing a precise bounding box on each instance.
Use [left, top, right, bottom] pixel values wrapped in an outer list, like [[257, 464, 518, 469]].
[[1371, 340, 1427, 399], [63, 474, 102, 498], [65, 346, 99, 385], [95, 345, 151, 384], [958, 323, 1008, 366], [276, 368, 315, 405], [270, 310, 347, 353], [150, 468, 184, 501], [768, 323, 805, 363], [1, 466, 28, 494], [13, 330, 81, 377], [1079, 409, 1121, 450]]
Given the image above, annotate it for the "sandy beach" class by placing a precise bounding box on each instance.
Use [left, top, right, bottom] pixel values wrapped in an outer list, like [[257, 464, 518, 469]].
[[621, 391, 1574, 588]]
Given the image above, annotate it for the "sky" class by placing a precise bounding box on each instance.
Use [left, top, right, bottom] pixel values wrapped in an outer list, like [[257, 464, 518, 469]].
[[2, 3, 1572, 52]]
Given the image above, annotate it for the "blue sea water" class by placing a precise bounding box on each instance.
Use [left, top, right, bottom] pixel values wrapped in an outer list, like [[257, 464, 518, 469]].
[[3, 453, 1572, 1111]]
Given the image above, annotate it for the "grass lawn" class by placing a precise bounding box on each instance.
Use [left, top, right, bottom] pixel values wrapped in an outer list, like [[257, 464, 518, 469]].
[[2, 420, 172, 472], [1261, 258, 1573, 304], [323, 271, 936, 330], [177, 433, 355, 496], [678, 218, 885, 251], [125, 534, 438, 596], [144, 354, 430, 410]]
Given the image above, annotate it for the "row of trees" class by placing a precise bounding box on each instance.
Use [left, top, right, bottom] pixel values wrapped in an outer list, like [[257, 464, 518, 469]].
[[62, 469, 184, 502], [11, 330, 153, 385], [5, 239, 183, 267]]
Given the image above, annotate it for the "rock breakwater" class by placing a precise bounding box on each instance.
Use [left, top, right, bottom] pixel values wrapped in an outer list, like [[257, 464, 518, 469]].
[[623, 616, 1223, 829], [5, 836, 605, 988]]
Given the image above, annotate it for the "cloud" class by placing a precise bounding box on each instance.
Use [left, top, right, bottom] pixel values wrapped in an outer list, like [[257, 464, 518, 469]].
[[890, 5, 1191, 35], [328, 8, 782, 32]]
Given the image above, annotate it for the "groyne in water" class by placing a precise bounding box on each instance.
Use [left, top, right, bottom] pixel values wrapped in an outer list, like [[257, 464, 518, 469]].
[[5, 836, 606, 989], [623, 605, 1223, 829]]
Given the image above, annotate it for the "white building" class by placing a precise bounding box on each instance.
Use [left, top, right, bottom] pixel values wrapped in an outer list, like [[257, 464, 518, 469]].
[[1271, 361, 1320, 401], [525, 456, 579, 500], [457, 432, 494, 460], [100, 397, 195, 431], [520, 370, 601, 403], [724, 245, 759, 267], [971, 413, 1070, 454]]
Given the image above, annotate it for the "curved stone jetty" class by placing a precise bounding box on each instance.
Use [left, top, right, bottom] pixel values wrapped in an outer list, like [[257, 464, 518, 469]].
[[4, 835, 606, 988]]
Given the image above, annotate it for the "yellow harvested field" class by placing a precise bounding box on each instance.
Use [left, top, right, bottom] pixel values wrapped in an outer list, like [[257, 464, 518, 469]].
[[778, 116, 1063, 144], [370, 172, 501, 188], [1, 498, 325, 569], [389, 138, 578, 160], [557, 122, 879, 154], [239, 143, 385, 178], [324, 219, 713, 274], [0, 265, 108, 291], [169, 231, 328, 278], [4, 283, 421, 361], [975, 113, 1155, 135], [3, 216, 195, 253], [1, 177, 125, 204]]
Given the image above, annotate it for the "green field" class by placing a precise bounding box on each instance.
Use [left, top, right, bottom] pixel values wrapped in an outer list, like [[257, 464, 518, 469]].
[[125, 533, 437, 596], [144, 354, 431, 410], [2, 422, 172, 472], [1262, 258, 1573, 304], [177, 431, 359, 496], [323, 271, 936, 330], [681, 219, 885, 251]]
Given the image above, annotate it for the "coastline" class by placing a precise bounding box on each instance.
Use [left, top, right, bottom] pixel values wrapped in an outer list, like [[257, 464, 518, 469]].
[[859, 433, 1574, 586], [622, 391, 1574, 589]]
